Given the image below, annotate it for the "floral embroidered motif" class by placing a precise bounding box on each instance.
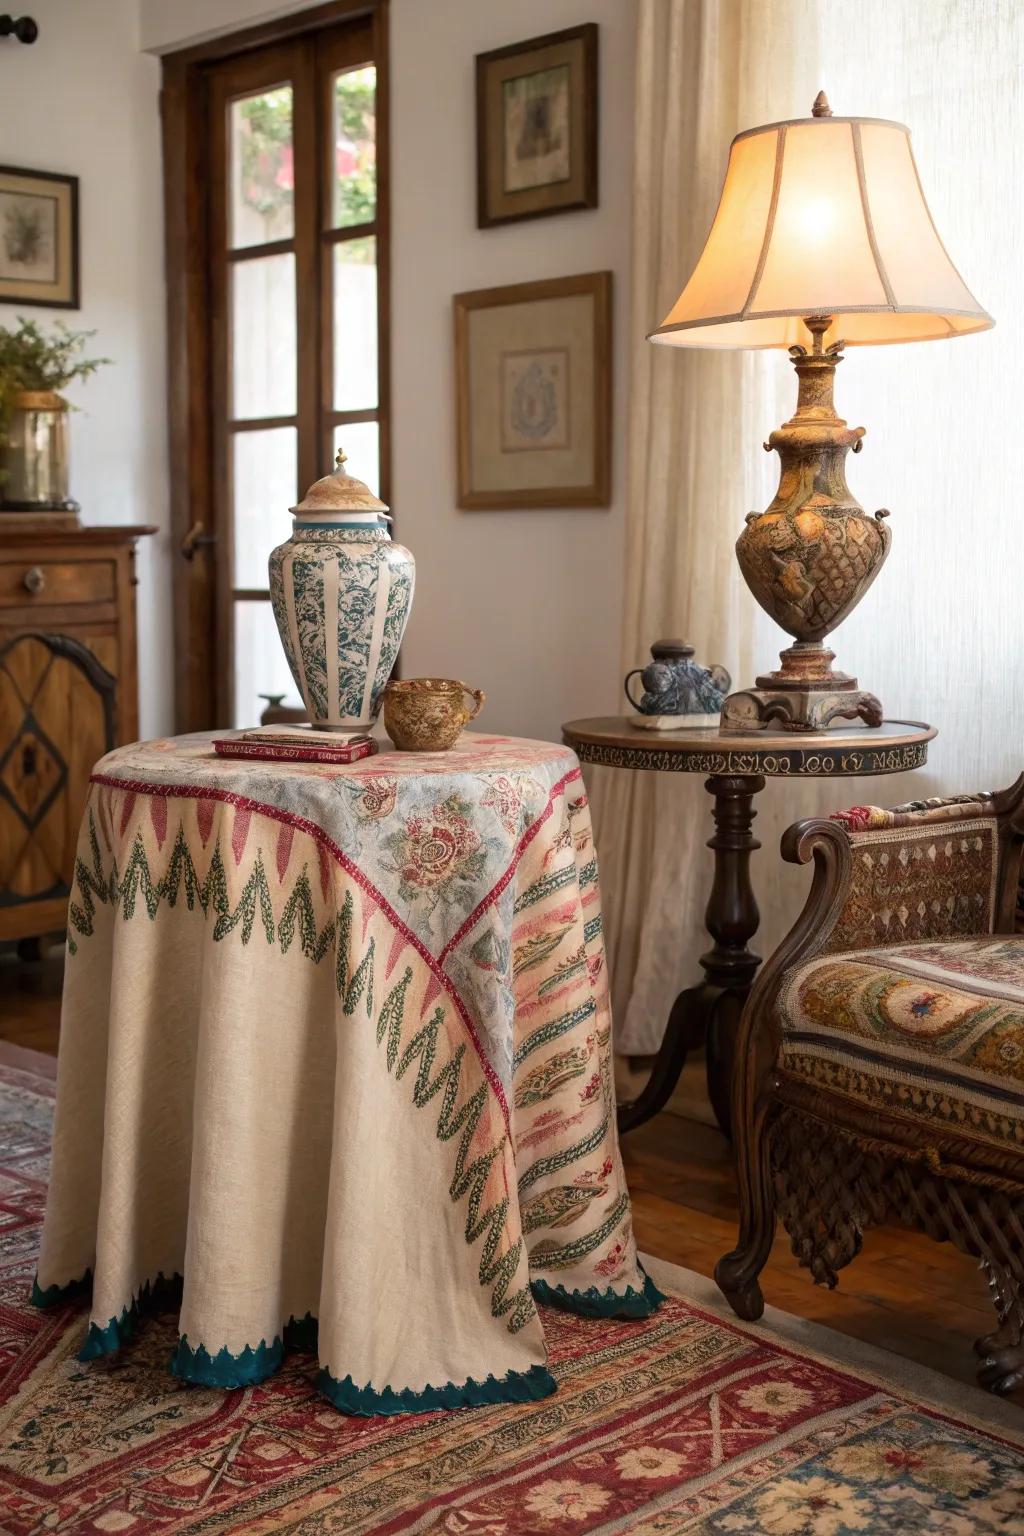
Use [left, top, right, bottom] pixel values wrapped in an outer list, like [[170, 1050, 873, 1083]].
[[354, 774, 397, 820], [383, 793, 492, 907], [481, 773, 525, 836]]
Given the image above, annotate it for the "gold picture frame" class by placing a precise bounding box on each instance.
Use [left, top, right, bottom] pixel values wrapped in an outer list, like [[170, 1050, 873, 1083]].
[[476, 25, 598, 229], [0, 165, 80, 309], [454, 271, 611, 510]]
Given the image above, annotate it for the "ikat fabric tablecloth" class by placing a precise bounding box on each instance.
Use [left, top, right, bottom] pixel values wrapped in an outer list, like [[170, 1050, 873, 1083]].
[[33, 732, 661, 1414]]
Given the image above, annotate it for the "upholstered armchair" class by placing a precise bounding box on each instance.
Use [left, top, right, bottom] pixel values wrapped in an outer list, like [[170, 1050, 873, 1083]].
[[716, 776, 1024, 1393]]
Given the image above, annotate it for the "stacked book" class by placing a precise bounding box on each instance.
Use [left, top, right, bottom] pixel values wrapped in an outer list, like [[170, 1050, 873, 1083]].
[[213, 726, 379, 765]]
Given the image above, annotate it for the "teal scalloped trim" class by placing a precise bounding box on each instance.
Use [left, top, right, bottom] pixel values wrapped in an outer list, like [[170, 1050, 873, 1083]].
[[530, 1268, 666, 1319], [77, 1272, 183, 1361], [170, 1312, 319, 1388], [171, 1334, 283, 1387], [316, 1362, 557, 1417], [30, 1268, 93, 1310]]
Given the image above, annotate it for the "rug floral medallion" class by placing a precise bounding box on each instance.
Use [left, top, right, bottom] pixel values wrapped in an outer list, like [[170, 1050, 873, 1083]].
[[2, 1060, 1023, 1533]]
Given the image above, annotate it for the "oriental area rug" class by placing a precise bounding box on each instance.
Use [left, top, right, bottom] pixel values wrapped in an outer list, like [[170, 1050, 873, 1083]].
[[1, 1053, 1023, 1534]]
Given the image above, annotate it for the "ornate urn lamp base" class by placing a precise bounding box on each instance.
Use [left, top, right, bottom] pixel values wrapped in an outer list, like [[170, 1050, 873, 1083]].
[[647, 91, 992, 733], [721, 315, 888, 733]]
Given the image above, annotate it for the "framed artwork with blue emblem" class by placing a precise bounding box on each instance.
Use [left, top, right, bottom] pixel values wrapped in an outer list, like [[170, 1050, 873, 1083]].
[[454, 271, 611, 509]]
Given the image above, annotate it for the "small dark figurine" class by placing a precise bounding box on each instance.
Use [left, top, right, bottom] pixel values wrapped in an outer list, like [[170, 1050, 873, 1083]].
[[625, 640, 731, 723]]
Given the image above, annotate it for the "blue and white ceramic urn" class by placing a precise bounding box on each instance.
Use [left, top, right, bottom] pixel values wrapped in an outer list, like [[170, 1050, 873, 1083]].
[[268, 450, 415, 731]]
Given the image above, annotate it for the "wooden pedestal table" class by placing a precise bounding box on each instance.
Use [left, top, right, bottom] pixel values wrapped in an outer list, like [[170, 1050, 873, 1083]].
[[561, 717, 936, 1137]]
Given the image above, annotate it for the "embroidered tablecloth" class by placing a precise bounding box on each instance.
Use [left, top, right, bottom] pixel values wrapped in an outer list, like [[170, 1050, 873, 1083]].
[[34, 732, 660, 1414]]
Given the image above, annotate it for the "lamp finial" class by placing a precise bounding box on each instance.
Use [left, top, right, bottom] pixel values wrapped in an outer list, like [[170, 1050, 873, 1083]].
[[335, 447, 348, 470], [812, 90, 832, 118]]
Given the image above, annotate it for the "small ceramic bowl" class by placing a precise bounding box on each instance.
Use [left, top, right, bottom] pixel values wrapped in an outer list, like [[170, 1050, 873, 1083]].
[[383, 678, 485, 751]]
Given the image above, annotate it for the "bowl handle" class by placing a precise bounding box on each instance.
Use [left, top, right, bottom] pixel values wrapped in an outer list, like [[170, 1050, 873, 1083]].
[[459, 683, 486, 720]]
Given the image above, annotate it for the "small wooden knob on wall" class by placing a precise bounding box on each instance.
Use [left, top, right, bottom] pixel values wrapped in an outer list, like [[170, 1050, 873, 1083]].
[[22, 566, 45, 595]]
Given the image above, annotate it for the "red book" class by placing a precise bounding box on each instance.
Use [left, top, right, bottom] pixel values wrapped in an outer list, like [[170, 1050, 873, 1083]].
[[213, 735, 379, 765]]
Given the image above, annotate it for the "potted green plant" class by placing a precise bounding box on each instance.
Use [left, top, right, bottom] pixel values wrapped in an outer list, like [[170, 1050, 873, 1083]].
[[0, 318, 110, 512]]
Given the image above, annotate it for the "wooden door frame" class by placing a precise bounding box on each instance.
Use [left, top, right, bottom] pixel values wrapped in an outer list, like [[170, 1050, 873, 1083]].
[[160, 0, 389, 733]]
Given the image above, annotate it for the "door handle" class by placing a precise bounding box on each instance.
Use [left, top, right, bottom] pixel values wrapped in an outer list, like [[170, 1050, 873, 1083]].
[[180, 520, 216, 561]]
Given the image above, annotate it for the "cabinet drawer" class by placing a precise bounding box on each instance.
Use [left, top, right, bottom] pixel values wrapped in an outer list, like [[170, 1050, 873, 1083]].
[[0, 558, 115, 608]]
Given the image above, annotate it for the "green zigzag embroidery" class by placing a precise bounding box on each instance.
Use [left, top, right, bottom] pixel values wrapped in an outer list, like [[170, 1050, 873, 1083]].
[[67, 813, 529, 1337], [68, 816, 377, 1017], [376, 966, 534, 1335]]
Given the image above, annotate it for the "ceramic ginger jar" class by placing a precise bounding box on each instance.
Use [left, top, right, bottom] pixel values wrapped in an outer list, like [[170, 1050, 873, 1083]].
[[268, 451, 415, 731]]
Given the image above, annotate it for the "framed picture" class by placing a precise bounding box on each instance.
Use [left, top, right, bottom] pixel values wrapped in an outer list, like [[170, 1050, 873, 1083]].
[[476, 24, 598, 229], [0, 165, 80, 309], [454, 271, 611, 509]]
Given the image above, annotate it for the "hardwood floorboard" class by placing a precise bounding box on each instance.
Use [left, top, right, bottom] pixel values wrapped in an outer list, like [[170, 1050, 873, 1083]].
[[1, 945, 1018, 1401]]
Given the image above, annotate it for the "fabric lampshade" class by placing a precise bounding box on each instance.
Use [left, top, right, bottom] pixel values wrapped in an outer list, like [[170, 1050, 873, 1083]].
[[650, 103, 993, 349]]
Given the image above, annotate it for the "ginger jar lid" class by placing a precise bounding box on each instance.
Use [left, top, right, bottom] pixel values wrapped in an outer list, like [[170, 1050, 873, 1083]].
[[290, 450, 390, 519]]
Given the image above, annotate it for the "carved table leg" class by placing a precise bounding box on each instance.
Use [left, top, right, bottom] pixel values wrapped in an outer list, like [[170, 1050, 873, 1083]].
[[617, 773, 765, 1139], [702, 775, 765, 1135], [617, 983, 719, 1134]]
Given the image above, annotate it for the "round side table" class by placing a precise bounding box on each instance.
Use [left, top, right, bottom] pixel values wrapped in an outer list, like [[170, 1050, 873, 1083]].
[[562, 716, 936, 1136]]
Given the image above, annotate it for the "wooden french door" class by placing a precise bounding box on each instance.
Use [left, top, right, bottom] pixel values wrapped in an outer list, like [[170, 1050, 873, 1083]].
[[163, 4, 388, 731]]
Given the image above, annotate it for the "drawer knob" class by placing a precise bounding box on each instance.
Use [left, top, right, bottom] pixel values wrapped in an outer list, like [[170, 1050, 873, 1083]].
[[23, 566, 45, 595]]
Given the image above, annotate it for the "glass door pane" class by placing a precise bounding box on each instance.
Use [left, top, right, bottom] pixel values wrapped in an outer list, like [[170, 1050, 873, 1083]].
[[333, 236, 377, 409], [234, 600, 302, 729], [230, 86, 295, 247], [231, 254, 297, 419], [333, 422, 379, 495], [331, 66, 376, 227], [232, 428, 297, 588]]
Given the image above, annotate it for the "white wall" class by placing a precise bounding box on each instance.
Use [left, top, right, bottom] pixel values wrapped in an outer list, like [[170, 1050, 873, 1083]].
[[139, 0, 316, 53], [392, 0, 633, 741], [1, 0, 171, 737]]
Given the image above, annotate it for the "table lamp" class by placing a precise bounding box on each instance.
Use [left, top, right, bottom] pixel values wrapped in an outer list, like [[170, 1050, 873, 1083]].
[[650, 92, 992, 731]]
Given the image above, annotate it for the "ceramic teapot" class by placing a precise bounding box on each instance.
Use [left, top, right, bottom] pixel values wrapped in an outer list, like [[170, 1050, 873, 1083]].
[[625, 640, 731, 718]]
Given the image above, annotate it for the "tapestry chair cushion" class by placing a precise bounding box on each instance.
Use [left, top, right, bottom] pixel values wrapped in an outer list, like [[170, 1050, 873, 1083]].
[[780, 936, 1024, 1150]]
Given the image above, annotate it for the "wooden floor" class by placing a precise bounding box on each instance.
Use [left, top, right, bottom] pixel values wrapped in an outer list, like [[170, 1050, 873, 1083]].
[[1, 943, 1017, 1400]]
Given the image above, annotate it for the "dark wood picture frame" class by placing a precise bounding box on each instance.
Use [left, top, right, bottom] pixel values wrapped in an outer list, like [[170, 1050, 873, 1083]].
[[454, 270, 611, 510], [0, 164, 80, 309], [476, 24, 598, 229]]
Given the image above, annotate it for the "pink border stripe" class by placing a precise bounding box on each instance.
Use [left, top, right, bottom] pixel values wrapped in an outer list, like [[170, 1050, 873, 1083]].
[[89, 772, 515, 1132], [438, 766, 582, 967]]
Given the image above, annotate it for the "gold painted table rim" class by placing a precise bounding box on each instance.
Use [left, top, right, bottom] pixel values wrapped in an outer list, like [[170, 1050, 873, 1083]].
[[562, 717, 936, 778]]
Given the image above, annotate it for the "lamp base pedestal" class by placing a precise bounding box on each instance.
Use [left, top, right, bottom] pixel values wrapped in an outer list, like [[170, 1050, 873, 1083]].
[[721, 642, 883, 733]]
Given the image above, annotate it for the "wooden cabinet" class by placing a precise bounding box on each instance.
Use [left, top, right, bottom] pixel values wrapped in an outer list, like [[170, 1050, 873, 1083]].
[[0, 526, 156, 944]]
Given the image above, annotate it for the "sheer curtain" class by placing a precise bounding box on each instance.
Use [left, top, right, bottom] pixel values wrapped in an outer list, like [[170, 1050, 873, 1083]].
[[595, 0, 1024, 1056]]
